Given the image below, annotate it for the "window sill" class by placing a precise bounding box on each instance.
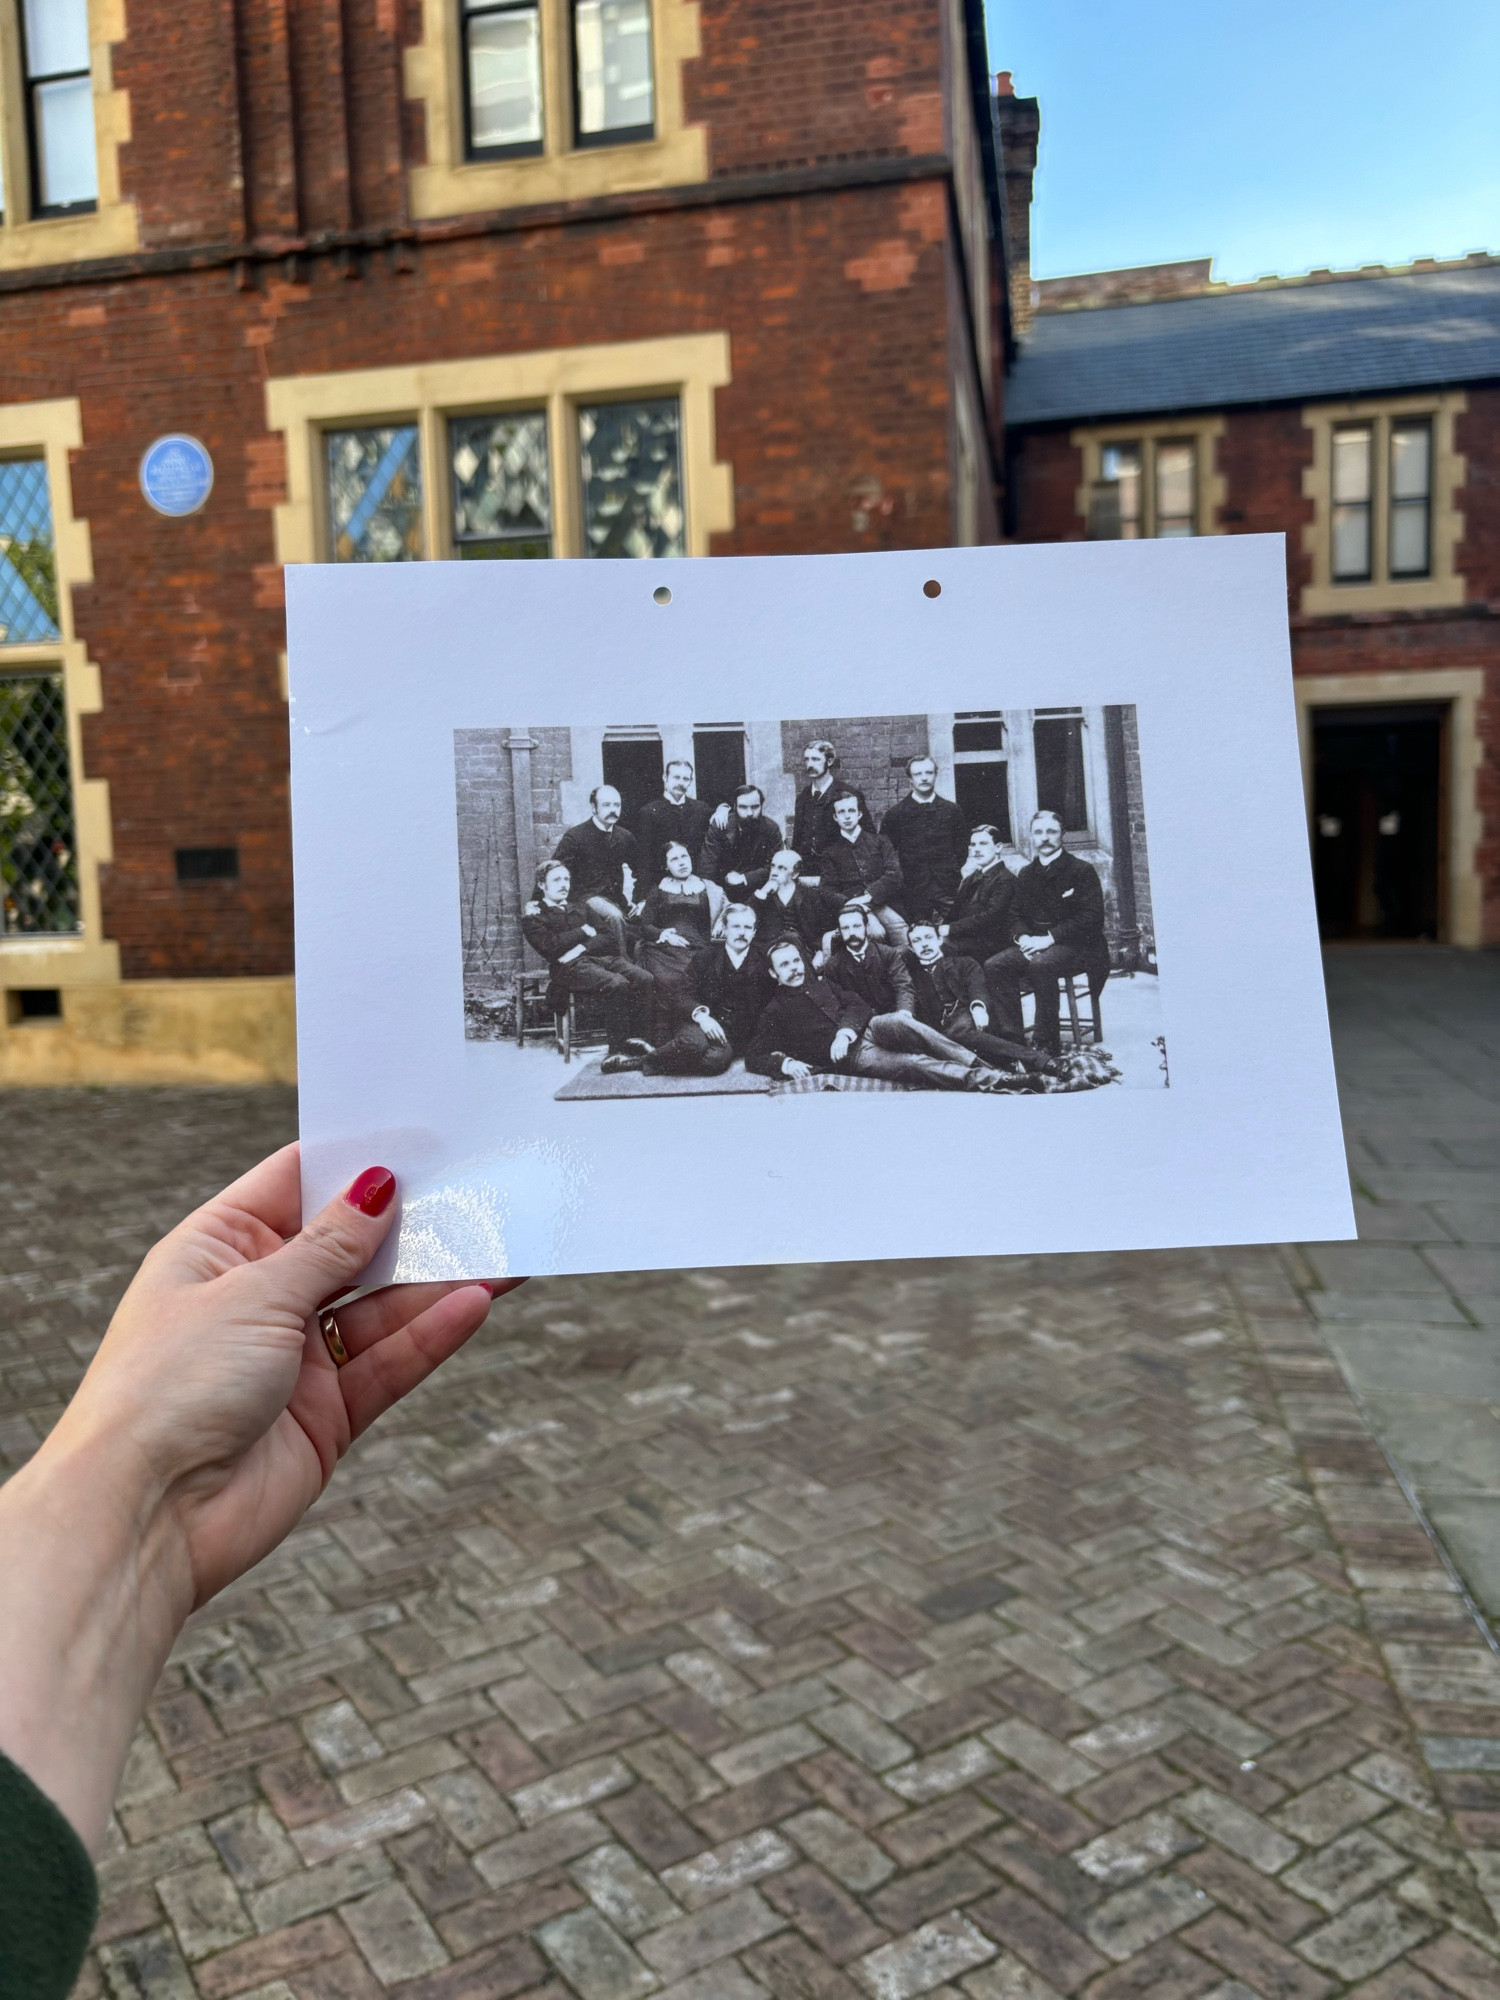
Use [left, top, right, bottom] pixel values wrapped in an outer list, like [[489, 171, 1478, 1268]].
[[0, 199, 138, 274], [1301, 574, 1466, 618]]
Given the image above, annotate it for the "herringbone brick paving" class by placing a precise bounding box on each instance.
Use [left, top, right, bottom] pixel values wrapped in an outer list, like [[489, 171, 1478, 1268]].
[[3, 1086, 1500, 1999]]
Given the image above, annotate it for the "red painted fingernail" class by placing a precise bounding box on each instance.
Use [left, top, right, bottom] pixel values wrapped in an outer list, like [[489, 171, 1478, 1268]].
[[344, 1167, 396, 1216]]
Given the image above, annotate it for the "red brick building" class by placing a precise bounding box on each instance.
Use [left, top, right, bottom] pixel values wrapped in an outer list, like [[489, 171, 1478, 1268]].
[[0, 0, 1010, 1081], [997, 100, 1500, 950]]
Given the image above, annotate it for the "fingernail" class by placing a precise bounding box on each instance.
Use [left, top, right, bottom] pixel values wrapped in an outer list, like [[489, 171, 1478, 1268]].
[[345, 1167, 396, 1217]]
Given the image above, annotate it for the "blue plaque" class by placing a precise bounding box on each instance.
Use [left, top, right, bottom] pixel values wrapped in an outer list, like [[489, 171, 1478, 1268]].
[[139, 434, 214, 518]]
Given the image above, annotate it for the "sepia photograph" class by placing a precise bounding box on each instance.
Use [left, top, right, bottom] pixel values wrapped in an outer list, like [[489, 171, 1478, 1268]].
[[455, 708, 1166, 1101]]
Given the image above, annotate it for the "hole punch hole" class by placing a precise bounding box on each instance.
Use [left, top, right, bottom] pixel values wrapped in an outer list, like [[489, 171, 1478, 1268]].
[[922, 579, 942, 598], [653, 585, 672, 606]]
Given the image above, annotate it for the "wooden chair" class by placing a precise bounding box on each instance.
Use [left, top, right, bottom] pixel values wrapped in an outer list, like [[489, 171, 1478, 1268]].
[[515, 962, 610, 1065], [1059, 968, 1106, 1049]]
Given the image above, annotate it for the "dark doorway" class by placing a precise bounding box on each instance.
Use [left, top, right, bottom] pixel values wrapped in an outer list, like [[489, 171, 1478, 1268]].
[[1312, 704, 1443, 939], [600, 732, 663, 837], [952, 714, 1011, 841], [692, 727, 747, 812]]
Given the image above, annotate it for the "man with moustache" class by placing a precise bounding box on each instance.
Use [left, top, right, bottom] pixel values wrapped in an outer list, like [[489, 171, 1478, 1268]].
[[522, 858, 653, 1059], [553, 785, 640, 955], [752, 848, 835, 963], [906, 918, 1054, 1076], [816, 789, 909, 949], [823, 903, 915, 1017], [881, 753, 968, 921], [941, 823, 1016, 966], [637, 759, 712, 880], [791, 740, 869, 882], [602, 901, 768, 1078], [701, 784, 781, 895], [985, 808, 1110, 1056]]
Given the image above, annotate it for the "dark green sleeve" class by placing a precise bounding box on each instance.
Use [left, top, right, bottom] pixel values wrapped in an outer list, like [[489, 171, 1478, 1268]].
[[0, 1752, 98, 2000]]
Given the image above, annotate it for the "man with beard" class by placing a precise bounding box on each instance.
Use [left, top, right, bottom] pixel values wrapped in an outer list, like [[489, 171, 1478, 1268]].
[[552, 785, 640, 954], [522, 859, 653, 1058], [906, 919, 1054, 1076], [602, 901, 768, 1078], [881, 754, 967, 921], [985, 808, 1110, 1056], [752, 849, 834, 963], [941, 823, 1016, 966], [791, 740, 868, 882], [637, 759, 711, 880], [701, 783, 781, 894], [817, 789, 908, 949], [823, 903, 915, 1017], [747, 937, 1009, 1090]]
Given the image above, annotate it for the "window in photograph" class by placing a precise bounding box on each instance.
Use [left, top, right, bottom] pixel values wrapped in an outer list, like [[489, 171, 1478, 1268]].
[[325, 426, 423, 563], [1154, 439, 1196, 537], [461, 0, 544, 157], [1033, 709, 1088, 833], [20, 0, 98, 214], [578, 397, 684, 558], [450, 411, 552, 558], [1389, 418, 1432, 578], [691, 725, 747, 811], [951, 712, 1010, 839], [1, 669, 79, 934], [0, 457, 59, 643], [1331, 424, 1373, 582], [573, 0, 655, 145]]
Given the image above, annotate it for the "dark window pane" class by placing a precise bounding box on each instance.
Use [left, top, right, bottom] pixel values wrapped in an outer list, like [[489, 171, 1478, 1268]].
[[953, 759, 1010, 842], [175, 846, 239, 882], [579, 398, 684, 558], [953, 716, 1006, 752], [0, 458, 60, 643], [692, 728, 746, 811], [464, 0, 543, 153], [326, 426, 422, 562], [451, 411, 551, 557], [1, 671, 79, 934], [1033, 714, 1088, 832], [575, 0, 654, 138], [600, 733, 663, 835]]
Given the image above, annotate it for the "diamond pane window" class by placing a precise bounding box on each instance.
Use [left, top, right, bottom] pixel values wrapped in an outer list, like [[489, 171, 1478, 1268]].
[[574, 0, 655, 142], [1332, 424, 1373, 581], [463, 0, 544, 156], [450, 412, 552, 558], [2, 671, 79, 934], [326, 426, 423, 562], [1155, 439, 1196, 536], [578, 398, 683, 558], [0, 458, 60, 645]]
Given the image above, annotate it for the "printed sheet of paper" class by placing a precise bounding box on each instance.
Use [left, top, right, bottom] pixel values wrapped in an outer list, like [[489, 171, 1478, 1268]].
[[287, 537, 1353, 1282]]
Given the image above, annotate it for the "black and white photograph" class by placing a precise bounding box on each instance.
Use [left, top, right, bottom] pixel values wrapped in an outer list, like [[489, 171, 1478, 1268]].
[[456, 709, 1166, 1101]]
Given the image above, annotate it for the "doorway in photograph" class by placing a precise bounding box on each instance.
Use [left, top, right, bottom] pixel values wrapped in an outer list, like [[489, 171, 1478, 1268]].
[[600, 728, 663, 836], [1312, 704, 1443, 939], [691, 725, 748, 811]]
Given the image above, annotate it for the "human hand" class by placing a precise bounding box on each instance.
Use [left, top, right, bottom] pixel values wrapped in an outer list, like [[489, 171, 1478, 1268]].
[[581, 923, 598, 937], [710, 803, 732, 830], [782, 1057, 812, 1080], [701, 1014, 728, 1046], [972, 1001, 990, 1029], [829, 1027, 857, 1063], [659, 928, 690, 949]]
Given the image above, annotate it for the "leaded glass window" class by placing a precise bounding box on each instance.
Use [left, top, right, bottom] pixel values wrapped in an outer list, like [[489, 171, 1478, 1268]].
[[0, 458, 60, 644], [22, 0, 99, 214], [450, 411, 552, 558], [2, 671, 79, 933], [578, 398, 683, 558], [574, 0, 655, 143], [325, 426, 423, 563], [462, 0, 544, 157]]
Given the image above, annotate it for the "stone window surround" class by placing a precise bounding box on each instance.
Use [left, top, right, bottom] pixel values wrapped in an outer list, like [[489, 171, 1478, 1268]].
[[0, 397, 118, 993], [403, 0, 705, 222], [1300, 393, 1466, 616], [1070, 416, 1227, 540], [0, 0, 136, 271], [1295, 667, 1485, 948]]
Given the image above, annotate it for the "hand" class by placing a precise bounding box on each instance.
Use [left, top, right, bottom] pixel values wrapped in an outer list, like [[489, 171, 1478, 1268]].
[[972, 1002, 990, 1029], [700, 1014, 728, 1046], [581, 923, 598, 937], [782, 1057, 813, 1080], [727, 872, 746, 887], [829, 1027, 857, 1063], [0, 1146, 521, 1850], [1019, 933, 1051, 960], [710, 803, 732, 830], [658, 928, 690, 949], [939, 923, 950, 937]]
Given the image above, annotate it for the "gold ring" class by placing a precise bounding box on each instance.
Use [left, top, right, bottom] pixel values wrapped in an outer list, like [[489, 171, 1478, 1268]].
[[320, 1309, 351, 1368]]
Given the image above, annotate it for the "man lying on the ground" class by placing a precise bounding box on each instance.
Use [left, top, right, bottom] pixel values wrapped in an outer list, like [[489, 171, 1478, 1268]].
[[700, 784, 781, 895], [984, 808, 1111, 1057], [602, 901, 769, 1078], [823, 903, 915, 1016], [522, 859, 653, 1058], [752, 848, 835, 963], [552, 785, 640, 954], [941, 822, 1016, 964], [746, 938, 1010, 1090], [637, 759, 712, 881], [817, 790, 909, 949], [907, 919, 1055, 1077]]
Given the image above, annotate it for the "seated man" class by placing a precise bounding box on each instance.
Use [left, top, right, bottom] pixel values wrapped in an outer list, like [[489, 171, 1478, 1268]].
[[984, 809, 1110, 1057], [552, 785, 640, 955], [907, 919, 1053, 1075], [823, 902, 915, 1017], [752, 848, 835, 963], [604, 901, 769, 1078], [522, 859, 653, 1058], [701, 784, 781, 895], [941, 823, 1016, 964], [747, 937, 1009, 1091], [816, 790, 909, 949]]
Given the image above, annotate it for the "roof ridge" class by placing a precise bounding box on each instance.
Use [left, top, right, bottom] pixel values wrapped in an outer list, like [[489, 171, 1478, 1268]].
[[1034, 250, 1498, 316]]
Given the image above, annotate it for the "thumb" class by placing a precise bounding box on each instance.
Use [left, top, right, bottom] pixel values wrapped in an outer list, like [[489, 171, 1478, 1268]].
[[256, 1167, 400, 1320]]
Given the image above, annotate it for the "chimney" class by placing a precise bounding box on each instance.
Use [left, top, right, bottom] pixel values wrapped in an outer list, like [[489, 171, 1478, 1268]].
[[993, 77, 1040, 338]]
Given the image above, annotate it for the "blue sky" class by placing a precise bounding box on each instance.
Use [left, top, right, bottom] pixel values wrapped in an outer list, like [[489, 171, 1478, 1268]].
[[984, 0, 1499, 284]]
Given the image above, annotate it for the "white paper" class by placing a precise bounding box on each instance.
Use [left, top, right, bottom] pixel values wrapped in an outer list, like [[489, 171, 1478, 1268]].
[[287, 537, 1353, 1281]]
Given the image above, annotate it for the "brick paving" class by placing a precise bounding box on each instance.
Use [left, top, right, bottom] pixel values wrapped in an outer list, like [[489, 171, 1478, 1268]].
[[1, 985, 1499, 1997]]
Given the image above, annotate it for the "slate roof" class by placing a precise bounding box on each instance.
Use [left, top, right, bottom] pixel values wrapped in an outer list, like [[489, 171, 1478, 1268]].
[[1005, 264, 1500, 425]]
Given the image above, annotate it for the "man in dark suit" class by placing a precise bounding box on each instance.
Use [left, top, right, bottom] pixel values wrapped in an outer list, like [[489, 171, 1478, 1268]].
[[791, 740, 868, 882], [817, 790, 908, 948], [941, 823, 1016, 964], [823, 903, 915, 1017], [636, 760, 712, 882], [522, 858, 652, 1057], [747, 938, 1008, 1089], [701, 784, 781, 895], [985, 809, 1110, 1056], [552, 785, 641, 954], [907, 919, 1053, 1075], [882, 754, 968, 921], [752, 848, 835, 962], [603, 901, 769, 1077]]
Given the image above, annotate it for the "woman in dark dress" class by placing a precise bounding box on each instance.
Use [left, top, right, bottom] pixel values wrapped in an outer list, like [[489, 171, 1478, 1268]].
[[633, 839, 728, 1043]]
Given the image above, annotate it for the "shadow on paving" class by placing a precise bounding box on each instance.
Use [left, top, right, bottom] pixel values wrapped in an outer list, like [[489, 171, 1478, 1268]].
[[1, 978, 1499, 1998]]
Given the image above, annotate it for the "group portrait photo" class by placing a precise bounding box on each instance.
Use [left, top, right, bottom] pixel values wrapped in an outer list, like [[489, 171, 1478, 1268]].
[[455, 709, 1166, 1102]]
